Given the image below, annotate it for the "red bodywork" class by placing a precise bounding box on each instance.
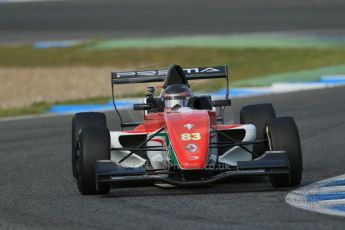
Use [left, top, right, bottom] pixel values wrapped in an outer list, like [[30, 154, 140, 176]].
[[130, 110, 238, 170], [165, 110, 210, 169]]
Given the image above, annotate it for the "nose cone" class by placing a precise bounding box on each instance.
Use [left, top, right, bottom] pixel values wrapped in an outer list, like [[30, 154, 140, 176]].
[[164, 110, 210, 169]]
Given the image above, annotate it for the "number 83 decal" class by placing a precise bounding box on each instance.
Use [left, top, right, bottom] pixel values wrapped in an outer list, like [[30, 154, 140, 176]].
[[181, 133, 201, 141]]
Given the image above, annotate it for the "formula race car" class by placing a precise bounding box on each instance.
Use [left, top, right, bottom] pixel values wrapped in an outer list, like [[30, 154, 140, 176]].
[[71, 64, 303, 195]]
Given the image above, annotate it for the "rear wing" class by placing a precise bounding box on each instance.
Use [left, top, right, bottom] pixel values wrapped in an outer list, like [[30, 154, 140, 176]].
[[111, 66, 228, 84], [111, 65, 229, 130]]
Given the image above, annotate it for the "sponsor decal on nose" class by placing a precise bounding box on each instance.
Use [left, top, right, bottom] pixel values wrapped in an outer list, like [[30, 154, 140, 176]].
[[185, 144, 197, 153], [184, 123, 193, 130]]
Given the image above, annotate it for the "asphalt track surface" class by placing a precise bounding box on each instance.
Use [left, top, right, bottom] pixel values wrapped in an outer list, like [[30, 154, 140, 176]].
[[1, 86, 345, 229], [1, 0, 345, 43]]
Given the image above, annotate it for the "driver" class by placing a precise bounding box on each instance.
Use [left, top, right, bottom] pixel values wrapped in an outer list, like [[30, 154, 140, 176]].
[[161, 84, 194, 110]]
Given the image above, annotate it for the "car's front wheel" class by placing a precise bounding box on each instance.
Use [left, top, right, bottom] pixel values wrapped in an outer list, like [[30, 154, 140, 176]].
[[77, 126, 111, 195], [72, 112, 107, 178], [266, 117, 303, 187]]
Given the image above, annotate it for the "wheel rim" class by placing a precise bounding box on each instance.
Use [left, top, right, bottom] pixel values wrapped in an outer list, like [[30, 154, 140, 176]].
[[265, 126, 273, 151]]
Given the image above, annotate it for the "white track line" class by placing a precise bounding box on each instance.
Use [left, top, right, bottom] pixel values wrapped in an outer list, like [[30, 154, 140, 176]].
[[316, 199, 345, 206], [310, 186, 345, 193]]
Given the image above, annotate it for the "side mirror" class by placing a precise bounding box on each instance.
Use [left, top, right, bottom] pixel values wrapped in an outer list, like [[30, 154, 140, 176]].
[[133, 103, 153, 110], [212, 99, 231, 107]]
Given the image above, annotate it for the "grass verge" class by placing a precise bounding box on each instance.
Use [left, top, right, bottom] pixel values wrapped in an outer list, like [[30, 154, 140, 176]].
[[0, 103, 51, 118], [1, 45, 345, 82], [0, 97, 112, 118]]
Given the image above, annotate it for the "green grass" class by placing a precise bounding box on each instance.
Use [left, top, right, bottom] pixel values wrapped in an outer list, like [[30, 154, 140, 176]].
[[1, 45, 345, 82], [1, 44, 345, 118], [0, 103, 51, 118], [0, 97, 113, 118], [55, 97, 111, 105]]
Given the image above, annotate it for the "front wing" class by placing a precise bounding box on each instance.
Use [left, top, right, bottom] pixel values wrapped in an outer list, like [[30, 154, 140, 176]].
[[95, 151, 289, 187]]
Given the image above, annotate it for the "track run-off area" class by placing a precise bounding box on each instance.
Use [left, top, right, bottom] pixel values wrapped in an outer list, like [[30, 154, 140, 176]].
[[1, 86, 345, 229]]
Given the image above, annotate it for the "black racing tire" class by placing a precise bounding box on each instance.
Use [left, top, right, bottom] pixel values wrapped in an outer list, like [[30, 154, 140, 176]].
[[266, 117, 303, 187], [240, 103, 276, 157], [72, 112, 106, 179], [77, 126, 111, 195]]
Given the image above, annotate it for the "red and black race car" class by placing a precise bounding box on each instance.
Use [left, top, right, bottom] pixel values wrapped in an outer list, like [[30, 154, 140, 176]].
[[72, 64, 303, 195]]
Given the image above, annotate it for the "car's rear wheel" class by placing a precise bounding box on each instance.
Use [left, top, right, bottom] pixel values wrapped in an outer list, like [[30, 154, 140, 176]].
[[72, 112, 106, 178], [240, 103, 276, 157], [77, 126, 111, 195], [266, 117, 303, 187]]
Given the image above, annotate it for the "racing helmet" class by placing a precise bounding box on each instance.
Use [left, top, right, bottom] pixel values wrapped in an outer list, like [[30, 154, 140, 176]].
[[161, 84, 193, 109]]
